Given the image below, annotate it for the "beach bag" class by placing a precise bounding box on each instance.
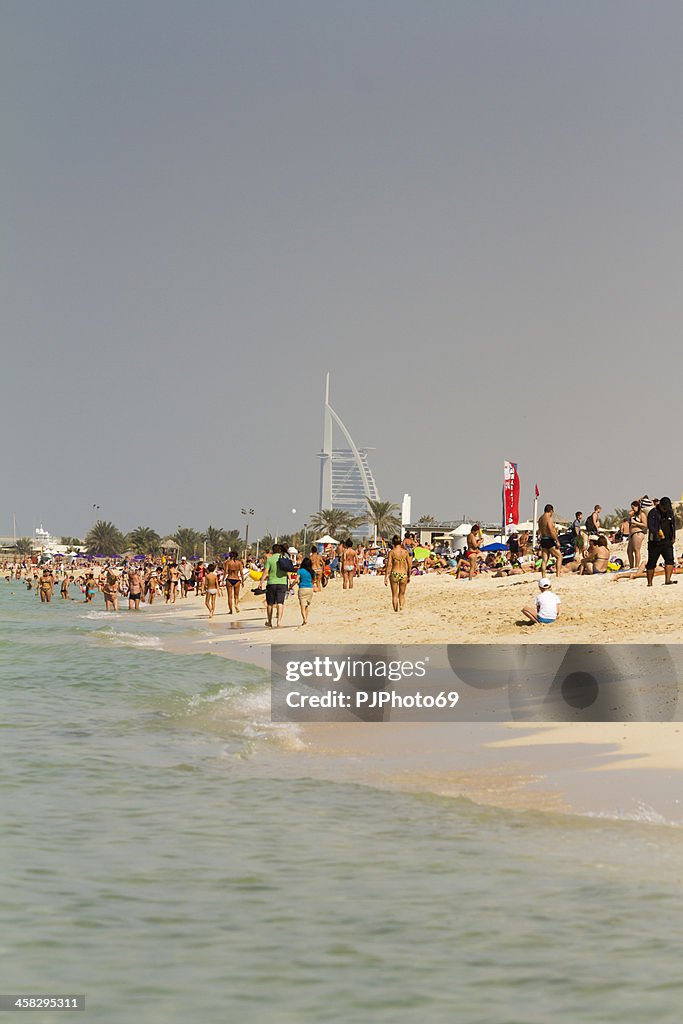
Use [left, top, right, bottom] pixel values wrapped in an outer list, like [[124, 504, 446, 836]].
[[278, 555, 295, 574]]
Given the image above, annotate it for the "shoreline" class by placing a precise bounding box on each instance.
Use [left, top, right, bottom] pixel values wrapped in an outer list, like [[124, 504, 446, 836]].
[[118, 583, 683, 826], [13, 575, 683, 825]]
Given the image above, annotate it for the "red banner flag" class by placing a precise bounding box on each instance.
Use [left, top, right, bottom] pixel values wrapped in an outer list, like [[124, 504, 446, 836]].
[[503, 462, 521, 527], [535, 483, 539, 498]]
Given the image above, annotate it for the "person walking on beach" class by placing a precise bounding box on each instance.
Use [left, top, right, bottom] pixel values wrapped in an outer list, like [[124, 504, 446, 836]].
[[385, 535, 412, 611], [178, 557, 193, 597], [522, 577, 561, 625], [223, 550, 244, 614], [310, 547, 325, 591], [263, 544, 290, 627], [538, 504, 562, 578], [297, 556, 314, 625], [341, 539, 358, 590], [203, 563, 219, 618], [646, 496, 677, 586]]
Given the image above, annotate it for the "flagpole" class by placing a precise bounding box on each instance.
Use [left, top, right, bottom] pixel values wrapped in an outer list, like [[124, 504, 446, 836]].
[[501, 462, 505, 540], [532, 491, 538, 550]]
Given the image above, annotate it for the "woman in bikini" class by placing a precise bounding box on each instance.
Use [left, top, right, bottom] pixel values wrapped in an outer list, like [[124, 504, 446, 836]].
[[384, 535, 412, 612], [203, 563, 219, 619], [580, 536, 610, 574], [341, 539, 358, 590], [102, 570, 119, 611], [146, 569, 158, 604], [309, 548, 324, 591], [626, 500, 647, 569], [223, 551, 244, 613]]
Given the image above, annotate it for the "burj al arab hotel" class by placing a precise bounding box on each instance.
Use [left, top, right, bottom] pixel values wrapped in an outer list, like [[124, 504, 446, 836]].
[[318, 373, 380, 525]]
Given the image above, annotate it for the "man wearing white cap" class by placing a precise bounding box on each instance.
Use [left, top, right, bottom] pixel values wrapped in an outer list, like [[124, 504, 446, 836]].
[[522, 578, 561, 625], [179, 556, 194, 597]]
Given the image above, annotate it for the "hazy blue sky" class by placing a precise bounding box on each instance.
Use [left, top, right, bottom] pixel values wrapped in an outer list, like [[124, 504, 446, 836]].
[[4, 1, 683, 540]]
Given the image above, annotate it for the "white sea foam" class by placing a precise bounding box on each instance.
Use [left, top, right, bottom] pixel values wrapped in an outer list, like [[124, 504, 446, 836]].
[[186, 682, 303, 747], [586, 801, 674, 826], [91, 629, 163, 649]]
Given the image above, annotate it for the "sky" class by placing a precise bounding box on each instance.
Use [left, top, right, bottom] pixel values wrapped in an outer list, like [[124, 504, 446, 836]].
[[3, 0, 683, 541]]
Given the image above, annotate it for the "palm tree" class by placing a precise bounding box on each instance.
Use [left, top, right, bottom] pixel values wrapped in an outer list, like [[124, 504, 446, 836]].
[[224, 529, 242, 553], [309, 508, 362, 538], [85, 520, 125, 556], [128, 526, 161, 556], [603, 507, 630, 530], [204, 526, 229, 560], [172, 527, 203, 558], [366, 499, 401, 539], [14, 537, 33, 557]]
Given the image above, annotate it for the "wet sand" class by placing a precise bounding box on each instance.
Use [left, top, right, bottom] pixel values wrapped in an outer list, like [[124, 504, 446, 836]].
[[140, 577, 683, 824]]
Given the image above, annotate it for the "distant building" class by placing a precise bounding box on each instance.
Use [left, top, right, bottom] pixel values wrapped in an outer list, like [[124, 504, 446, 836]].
[[318, 373, 380, 529]]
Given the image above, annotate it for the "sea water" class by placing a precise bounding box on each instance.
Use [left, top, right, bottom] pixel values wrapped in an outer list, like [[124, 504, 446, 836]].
[[2, 583, 683, 1023]]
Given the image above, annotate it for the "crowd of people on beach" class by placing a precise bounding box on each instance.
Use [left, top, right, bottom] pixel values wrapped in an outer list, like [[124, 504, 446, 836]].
[[2, 494, 679, 629]]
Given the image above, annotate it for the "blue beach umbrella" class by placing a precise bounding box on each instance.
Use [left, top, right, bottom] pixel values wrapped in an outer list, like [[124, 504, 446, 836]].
[[481, 542, 507, 552]]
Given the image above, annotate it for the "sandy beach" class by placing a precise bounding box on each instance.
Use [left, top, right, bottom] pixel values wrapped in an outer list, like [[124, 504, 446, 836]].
[[162, 569, 683, 647], [121, 573, 683, 824]]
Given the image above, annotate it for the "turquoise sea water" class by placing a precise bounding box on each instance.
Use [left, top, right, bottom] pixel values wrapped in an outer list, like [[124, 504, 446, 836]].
[[3, 583, 683, 1023]]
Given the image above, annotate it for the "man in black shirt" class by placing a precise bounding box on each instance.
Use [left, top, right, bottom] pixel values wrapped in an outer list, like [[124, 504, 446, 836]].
[[646, 496, 677, 586]]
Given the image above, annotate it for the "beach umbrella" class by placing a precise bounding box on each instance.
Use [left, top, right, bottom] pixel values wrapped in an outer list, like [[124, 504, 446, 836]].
[[287, 546, 298, 555], [481, 542, 507, 552], [316, 534, 339, 545]]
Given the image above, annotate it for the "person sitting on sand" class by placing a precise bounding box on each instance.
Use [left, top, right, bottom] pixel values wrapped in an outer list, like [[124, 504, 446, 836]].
[[494, 554, 526, 577], [522, 577, 561, 625], [580, 535, 610, 575]]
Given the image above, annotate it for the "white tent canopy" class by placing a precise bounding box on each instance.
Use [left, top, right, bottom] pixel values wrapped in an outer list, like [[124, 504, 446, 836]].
[[448, 524, 472, 537], [511, 521, 534, 532], [316, 534, 339, 545]]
